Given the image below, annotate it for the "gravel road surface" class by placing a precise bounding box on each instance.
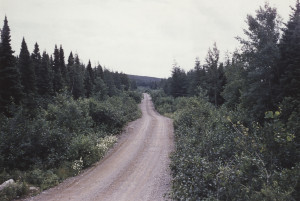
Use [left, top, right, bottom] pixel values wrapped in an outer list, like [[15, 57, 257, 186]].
[[25, 93, 174, 201]]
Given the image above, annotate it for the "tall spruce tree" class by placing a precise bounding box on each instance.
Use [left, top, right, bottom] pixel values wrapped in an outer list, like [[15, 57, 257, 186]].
[[67, 51, 74, 91], [0, 16, 23, 113], [52, 45, 63, 92], [278, 0, 300, 100], [38, 51, 53, 96], [71, 54, 85, 99], [0, 17, 23, 113], [84, 60, 94, 98], [59, 45, 68, 86], [86, 60, 94, 81], [170, 63, 188, 98], [95, 64, 104, 79], [31, 43, 41, 88], [31, 42, 42, 96], [19, 38, 36, 95]]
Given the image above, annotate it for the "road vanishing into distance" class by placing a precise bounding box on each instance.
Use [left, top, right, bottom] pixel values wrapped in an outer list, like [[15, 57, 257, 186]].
[[25, 93, 174, 201]]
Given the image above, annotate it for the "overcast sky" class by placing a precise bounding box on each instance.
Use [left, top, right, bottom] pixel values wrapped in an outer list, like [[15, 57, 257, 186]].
[[0, 0, 296, 78]]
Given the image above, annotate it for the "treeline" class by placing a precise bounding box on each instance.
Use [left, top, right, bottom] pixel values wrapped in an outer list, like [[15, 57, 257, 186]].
[[0, 16, 133, 115], [159, 2, 299, 122], [152, 2, 300, 200], [0, 16, 141, 200], [127, 75, 161, 89]]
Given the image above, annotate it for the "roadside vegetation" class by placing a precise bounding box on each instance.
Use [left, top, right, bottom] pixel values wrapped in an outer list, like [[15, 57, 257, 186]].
[[152, 90, 299, 200], [151, 1, 300, 200], [0, 16, 142, 200]]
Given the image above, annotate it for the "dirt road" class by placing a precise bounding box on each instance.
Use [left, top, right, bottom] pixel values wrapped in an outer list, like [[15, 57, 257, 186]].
[[25, 93, 174, 201]]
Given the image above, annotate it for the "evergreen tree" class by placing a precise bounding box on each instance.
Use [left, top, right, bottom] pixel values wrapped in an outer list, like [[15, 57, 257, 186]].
[[59, 45, 68, 86], [67, 52, 74, 71], [95, 64, 104, 79], [49, 55, 54, 88], [86, 60, 94, 82], [71, 54, 85, 99], [217, 63, 226, 104], [38, 51, 53, 96], [103, 69, 117, 96], [67, 51, 74, 91], [19, 38, 35, 94], [84, 60, 94, 98], [93, 63, 107, 99], [31, 42, 41, 94], [119, 73, 130, 91], [188, 58, 206, 96], [170, 63, 188, 97], [0, 16, 23, 113], [52, 45, 63, 92], [205, 43, 223, 106], [237, 3, 281, 120], [278, 0, 300, 100], [113, 71, 122, 90]]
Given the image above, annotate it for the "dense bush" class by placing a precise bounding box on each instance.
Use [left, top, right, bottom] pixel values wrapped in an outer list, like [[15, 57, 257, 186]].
[[68, 135, 117, 169], [88, 94, 141, 133], [0, 91, 141, 200], [152, 92, 300, 201], [126, 91, 143, 104], [0, 182, 28, 201], [150, 90, 175, 115]]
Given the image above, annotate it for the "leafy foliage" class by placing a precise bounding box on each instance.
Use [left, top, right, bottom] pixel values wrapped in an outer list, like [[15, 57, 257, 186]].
[[0, 182, 28, 201], [0, 91, 141, 200], [152, 93, 300, 200]]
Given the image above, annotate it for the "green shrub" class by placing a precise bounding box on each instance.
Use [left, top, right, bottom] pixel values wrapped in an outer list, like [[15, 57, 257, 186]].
[[0, 108, 70, 170], [88, 95, 140, 133], [40, 170, 59, 190], [126, 91, 142, 103], [26, 169, 45, 186], [68, 135, 117, 169], [26, 169, 59, 190], [0, 91, 140, 200], [68, 135, 99, 168], [152, 94, 300, 201], [46, 94, 94, 136], [151, 91, 175, 115], [55, 161, 74, 180], [0, 182, 29, 201]]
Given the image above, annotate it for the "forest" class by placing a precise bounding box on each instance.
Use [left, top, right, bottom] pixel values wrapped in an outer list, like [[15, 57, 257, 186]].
[[152, 1, 300, 200], [1, 0, 300, 201], [0, 16, 141, 200]]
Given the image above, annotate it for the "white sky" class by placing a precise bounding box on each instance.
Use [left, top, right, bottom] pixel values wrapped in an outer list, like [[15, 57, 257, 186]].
[[0, 0, 296, 78]]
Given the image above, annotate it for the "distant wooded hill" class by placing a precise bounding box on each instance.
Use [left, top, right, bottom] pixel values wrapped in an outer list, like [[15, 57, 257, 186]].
[[127, 74, 161, 88]]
